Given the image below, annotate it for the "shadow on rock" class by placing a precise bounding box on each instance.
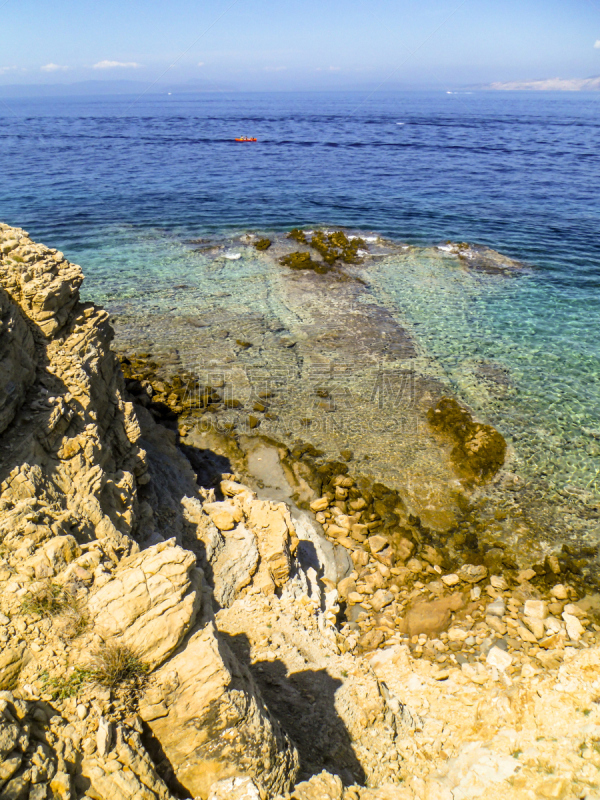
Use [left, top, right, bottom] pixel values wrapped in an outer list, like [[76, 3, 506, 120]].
[[223, 632, 366, 786], [179, 441, 233, 495]]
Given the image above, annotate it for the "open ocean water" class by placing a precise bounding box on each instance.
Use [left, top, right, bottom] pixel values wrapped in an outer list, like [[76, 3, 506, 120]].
[[1, 90, 599, 550]]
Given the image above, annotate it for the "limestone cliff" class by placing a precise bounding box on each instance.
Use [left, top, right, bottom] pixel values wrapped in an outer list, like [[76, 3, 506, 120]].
[[0, 223, 299, 799]]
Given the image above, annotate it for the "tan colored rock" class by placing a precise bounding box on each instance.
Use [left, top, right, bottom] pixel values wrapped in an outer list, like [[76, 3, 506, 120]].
[[358, 629, 385, 651], [211, 523, 259, 607], [337, 535, 357, 551], [139, 623, 298, 799], [562, 612, 584, 641], [88, 540, 202, 667], [486, 645, 513, 672], [310, 496, 331, 513], [288, 771, 343, 800], [328, 524, 350, 538], [26, 534, 82, 579], [221, 480, 250, 497], [208, 777, 261, 800], [338, 576, 357, 599], [550, 584, 569, 600], [447, 627, 469, 642], [331, 513, 352, 529], [517, 624, 537, 643], [486, 616, 507, 635], [563, 603, 585, 618], [81, 758, 169, 800], [0, 286, 36, 435], [421, 545, 443, 567], [457, 564, 488, 584], [489, 575, 508, 590], [370, 589, 394, 612], [369, 535, 389, 554], [49, 772, 72, 800], [441, 573, 459, 587], [349, 497, 367, 511], [400, 594, 464, 637], [518, 568, 537, 582], [358, 787, 415, 800], [0, 646, 26, 690], [203, 501, 243, 531], [524, 599, 547, 620], [245, 499, 293, 588], [394, 537, 415, 563], [523, 616, 545, 640]]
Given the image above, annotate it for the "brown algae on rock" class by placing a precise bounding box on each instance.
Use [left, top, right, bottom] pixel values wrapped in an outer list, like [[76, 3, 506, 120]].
[[281, 229, 366, 273], [428, 396, 507, 483], [254, 238, 271, 251], [311, 230, 365, 265], [280, 251, 331, 274], [287, 228, 308, 243]]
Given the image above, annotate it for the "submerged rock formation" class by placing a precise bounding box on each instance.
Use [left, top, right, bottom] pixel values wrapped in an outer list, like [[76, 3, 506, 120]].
[[1, 221, 599, 800]]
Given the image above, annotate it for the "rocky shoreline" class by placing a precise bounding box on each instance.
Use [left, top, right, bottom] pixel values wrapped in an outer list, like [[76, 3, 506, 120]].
[[1, 221, 599, 800]]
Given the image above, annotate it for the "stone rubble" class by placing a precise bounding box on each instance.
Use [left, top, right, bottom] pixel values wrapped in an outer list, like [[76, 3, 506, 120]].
[[1, 221, 600, 800]]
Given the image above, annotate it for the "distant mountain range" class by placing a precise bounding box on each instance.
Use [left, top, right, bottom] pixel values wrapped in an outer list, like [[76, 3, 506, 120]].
[[2, 76, 600, 98], [486, 76, 600, 91], [0, 79, 236, 98]]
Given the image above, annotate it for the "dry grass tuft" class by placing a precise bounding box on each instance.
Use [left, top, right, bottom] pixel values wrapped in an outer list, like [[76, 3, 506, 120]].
[[21, 580, 89, 638], [91, 642, 149, 688]]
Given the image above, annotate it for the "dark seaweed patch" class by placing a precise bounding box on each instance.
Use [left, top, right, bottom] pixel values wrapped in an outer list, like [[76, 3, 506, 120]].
[[427, 396, 506, 483]]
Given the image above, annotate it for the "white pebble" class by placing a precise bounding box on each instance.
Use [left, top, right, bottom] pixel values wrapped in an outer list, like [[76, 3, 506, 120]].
[[442, 573, 459, 586], [486, 645, 513, 672]]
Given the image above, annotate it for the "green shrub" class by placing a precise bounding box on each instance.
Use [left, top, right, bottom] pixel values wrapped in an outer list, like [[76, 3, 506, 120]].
[[40, 667, 95, 700]]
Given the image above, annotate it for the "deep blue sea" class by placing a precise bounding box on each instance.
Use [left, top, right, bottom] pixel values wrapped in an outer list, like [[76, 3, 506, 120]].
[[1, 90, 600, 523], [0, 91, 598, 271]]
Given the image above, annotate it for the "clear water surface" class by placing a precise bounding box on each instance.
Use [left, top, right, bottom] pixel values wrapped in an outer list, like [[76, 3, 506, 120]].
[[1, 90, 599, 526]]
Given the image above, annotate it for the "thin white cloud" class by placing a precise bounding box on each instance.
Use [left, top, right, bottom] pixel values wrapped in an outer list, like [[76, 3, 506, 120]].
[[41, 63, 69, 72], [594, 40, 600, 49], [0, 66, 17, 74], [264, 66, 287, 72], [197, 62, 205, 67], [329, 66, 341, 72], [93, 60, 141, 70]]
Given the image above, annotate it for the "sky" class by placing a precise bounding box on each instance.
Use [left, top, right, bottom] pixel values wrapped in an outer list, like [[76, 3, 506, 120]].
[[1, 0, 600, 90]]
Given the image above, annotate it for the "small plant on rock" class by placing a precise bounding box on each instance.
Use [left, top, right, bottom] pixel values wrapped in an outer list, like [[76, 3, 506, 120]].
[[91, 642, 149, 689], [21, 580, 89, 638], [39, 667, 95, 700], [21, 581, 67, 616]]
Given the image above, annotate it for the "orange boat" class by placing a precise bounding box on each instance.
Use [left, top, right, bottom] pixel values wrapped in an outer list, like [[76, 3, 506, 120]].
[[235, 136, 257, 142]]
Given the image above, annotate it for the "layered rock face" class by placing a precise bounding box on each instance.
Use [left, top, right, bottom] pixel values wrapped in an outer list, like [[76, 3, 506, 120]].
[[0, 224, 299, 799], [140, 623, 298, 798], [1, 222, 600, 800]]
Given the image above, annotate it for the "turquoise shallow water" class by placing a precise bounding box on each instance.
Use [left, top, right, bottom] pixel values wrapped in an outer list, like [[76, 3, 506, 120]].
[[1, 91, 599, 545], [69, 223, 600, 515], [361, 251, 600, 499]]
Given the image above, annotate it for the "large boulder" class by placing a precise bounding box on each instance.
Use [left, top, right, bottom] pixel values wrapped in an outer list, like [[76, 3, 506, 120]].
[[139, 622, 299, 799], [188, 486, 295, 606], [211, 523, 259, 608], [244, 499, 293, 588], [88, 539, 202, 667]]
